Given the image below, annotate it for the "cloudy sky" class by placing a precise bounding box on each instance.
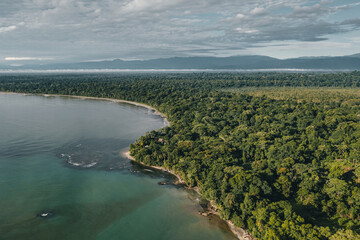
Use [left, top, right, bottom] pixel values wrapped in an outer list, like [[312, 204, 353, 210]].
[[1, 0, 360, 64]]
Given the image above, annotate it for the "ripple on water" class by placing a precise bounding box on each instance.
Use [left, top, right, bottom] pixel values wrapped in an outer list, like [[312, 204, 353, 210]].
[[56, 138, 132, 171], [0, 136, 53, 158]]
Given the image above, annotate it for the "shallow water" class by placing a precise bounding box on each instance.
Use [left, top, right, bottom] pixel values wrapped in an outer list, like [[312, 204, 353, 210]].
[[0, 93, 235, 240]]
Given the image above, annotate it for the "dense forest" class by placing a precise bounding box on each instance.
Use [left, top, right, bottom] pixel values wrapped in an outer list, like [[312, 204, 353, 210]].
[[1, 72, 360, 240]]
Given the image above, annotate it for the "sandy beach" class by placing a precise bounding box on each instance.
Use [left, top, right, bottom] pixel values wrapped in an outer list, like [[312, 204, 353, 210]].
[[0, 92, 171, 127]]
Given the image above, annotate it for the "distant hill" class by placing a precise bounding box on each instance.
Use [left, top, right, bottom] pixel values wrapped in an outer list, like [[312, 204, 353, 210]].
[[349, 53, 360, 58], [1, 54, 360, 70]]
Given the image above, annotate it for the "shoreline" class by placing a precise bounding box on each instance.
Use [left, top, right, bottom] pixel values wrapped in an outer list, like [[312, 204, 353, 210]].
[[122, 150, 252, 240], [2, 91, 250, 240], [121, 150, 185, 184], [0, 92, 171, 127]]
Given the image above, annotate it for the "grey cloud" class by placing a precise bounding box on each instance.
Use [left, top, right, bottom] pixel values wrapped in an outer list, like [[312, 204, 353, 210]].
[[0, 0, 359, 62], [342, 18, 360, 28], [217, 1, 358, 45]]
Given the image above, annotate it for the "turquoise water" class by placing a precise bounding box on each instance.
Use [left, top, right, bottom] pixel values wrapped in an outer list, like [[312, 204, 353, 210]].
[[0, 93, 234, 240]]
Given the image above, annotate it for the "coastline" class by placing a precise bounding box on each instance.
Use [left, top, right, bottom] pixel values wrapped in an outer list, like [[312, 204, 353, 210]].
[[0, 92, 171, 127], [122, 150, 252, 240], [2, 91, 250, 240], [121, 150, 185, 184]]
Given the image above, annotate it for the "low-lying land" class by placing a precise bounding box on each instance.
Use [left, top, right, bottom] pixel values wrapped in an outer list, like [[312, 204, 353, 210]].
[[1, 72, 360, 240], [225, 87, 360, 103]]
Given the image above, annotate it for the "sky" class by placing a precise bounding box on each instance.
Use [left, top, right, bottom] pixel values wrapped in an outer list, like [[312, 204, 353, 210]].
[[0, 0, 360, 64]]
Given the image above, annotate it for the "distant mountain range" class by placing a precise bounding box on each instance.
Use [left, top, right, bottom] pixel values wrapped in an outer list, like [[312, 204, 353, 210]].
[[1, 54, 360, 71]]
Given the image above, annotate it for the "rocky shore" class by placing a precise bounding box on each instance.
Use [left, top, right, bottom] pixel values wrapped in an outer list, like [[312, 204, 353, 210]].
[[123, 150, 253, 240]]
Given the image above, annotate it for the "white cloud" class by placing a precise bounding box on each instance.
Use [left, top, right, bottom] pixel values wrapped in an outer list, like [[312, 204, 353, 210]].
[[5, 57, 52, 61], [236, 27, 258, 34], [122, 0, 184, 13], [250, 7, 266, 15], [0, 25, 17, 33], [236, 13, 245, 19]]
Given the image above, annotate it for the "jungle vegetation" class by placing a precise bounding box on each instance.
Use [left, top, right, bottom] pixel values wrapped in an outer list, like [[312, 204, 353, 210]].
[[1, 72, 360, 240]]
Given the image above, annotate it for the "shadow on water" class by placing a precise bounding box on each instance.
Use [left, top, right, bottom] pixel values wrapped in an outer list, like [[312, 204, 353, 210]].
[[129, 162, 237, 239], [130, 161, 181, 185]]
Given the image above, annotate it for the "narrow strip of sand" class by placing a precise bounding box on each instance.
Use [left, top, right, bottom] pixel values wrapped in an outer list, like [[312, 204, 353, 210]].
[[0, 92, 171, 126]]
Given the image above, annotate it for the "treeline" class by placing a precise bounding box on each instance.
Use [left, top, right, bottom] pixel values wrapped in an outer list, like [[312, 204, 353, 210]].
[[1, 72, 360, 240]]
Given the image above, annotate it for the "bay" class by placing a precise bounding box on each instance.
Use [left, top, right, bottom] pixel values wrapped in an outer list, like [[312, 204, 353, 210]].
[[0, 93, 235, 240]]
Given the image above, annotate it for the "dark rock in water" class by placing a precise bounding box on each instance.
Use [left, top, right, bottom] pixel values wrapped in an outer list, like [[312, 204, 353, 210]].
[[158, 181, 168, 185], [37, 210, 54, 218], [128, 169, 139, 173], [198, 211, 210, 217]]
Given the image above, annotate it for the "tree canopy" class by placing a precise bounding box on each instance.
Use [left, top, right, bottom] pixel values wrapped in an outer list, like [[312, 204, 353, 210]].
[[1, 72, 360, 239]]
